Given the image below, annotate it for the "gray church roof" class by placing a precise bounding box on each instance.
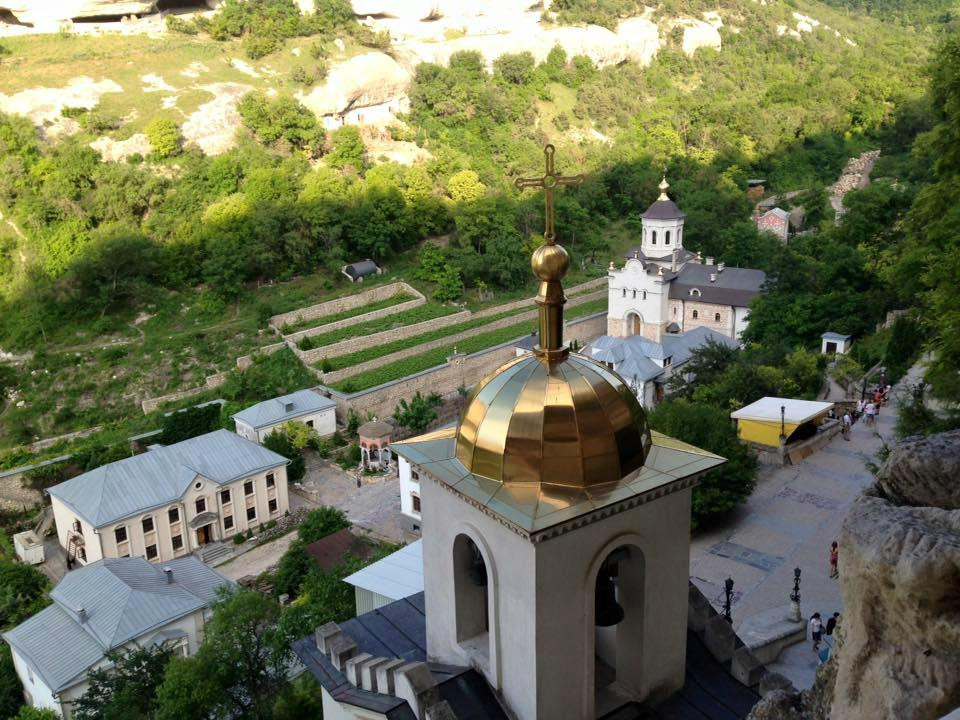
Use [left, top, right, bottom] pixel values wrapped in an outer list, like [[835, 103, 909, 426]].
[[821, 332, 851, 341], [231, 389, 335, 430], [47, 430, 288, 528], [642, 197, 686, 220], [670, 264, 766, 308], [3, 556, 230, 693], [343, 259, 380, 280], [762, 207, 790, 222], [622, 246, 698, 265]]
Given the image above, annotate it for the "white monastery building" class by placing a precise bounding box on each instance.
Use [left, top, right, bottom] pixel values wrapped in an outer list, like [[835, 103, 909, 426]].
[[47, 430, 289, 566], [607, 178, 766, 343], [232, 388, 336, 444], [3, 556, 231, 719]]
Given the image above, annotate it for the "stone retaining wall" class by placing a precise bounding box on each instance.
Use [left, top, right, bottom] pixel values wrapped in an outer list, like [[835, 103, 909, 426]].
[[296, 310, 472, 365], [140, 371, 228, 413], [236, 341, 287, 370], [270, 281, 422, 332], [284, 295, 425, 345], [319, 311, 608, 423], [318, 290, 605, 386]]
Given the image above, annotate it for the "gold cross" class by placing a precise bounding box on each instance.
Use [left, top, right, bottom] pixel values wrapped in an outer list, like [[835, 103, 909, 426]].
[[515, 144, 583, 245]]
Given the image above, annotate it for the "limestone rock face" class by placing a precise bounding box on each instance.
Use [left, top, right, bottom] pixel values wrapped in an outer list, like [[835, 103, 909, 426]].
[[0, 1, 156, 26], [875, 429, 960, 509], [298, 52, 410, 117], [831, 493, 960, 720], [678, 18, 722, 55]]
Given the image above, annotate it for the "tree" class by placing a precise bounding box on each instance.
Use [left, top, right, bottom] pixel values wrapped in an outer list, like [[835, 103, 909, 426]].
[[327, 126, 366, 173], [0, 561, 50, 630], [272, 673, 325, 720], [238, 92, 325, 154], [9, 707, 59, 720], [145, 118, 182, 159], [494, 52, 536, 85], [72, 644, 173, 720], [0, 645, 23, 720], [830, 353, 865, 396], [155, 588, 293, 720], [447, 170, 485, 204], [394, 391, 442, 434], [158, 403, 222, 445], [263, 428, 305, 482], [648, 399, 757, 528], [433, 263, 463, 302], [297, 506, 349, 544]]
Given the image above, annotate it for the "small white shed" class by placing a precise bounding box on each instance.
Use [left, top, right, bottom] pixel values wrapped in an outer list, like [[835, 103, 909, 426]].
[[343, 540, 424, 616], [13, 531, 44, 565], [821, 332, 852, 355]]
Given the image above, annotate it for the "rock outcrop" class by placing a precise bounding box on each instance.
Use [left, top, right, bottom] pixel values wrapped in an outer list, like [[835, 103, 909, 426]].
[[747, 429, 960, 720], [679, 19, 722, 55], [1, 1, 157, 26], [298, 52, 410, 118]]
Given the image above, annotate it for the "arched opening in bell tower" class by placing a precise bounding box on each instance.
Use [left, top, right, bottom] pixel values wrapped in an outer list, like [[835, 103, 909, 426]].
[[623, 312, 643, 337], [453, 534, 492, 668], [589, 543, 646, 718]]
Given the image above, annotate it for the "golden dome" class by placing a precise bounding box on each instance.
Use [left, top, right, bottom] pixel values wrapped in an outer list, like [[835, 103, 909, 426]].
[[455, 351, 652, 488]]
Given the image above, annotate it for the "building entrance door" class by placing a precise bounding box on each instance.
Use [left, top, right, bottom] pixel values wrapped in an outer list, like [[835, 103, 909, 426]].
[[196, 524, 211, 546]]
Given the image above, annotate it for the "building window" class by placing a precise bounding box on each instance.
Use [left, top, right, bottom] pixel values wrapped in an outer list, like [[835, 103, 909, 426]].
[[673, 306, 677, 317], [220, 489, 231, 505], [666, 230, 671, 245], [169, 508, 179, 524], [78, 548, 87, 562], [305, 420, 314, 428], [115, 526, 127, 544], [621, 288, 626, 298], [172, 534, 183, 551], [244, 481, 254, 496], [632, 290, 636, 299], [651, 230, 657, 245], [664, 356, 672, 366], [643, 291, 647, 300], [411, 470, 420, 481], [692, 310, 699, 319], [195, 498, 206, 514], [715, 312, 721, 322], [268, 498, 278, 514], [194, 481, 202, 490], [412, 494, 421, 513], [146, 544, 158, 560], [224, 515, 234, 530], [246, 506, 256, 522], [72, 519, 83, 535], [142, 517, 154, 534], [266, 473, 275, 488]]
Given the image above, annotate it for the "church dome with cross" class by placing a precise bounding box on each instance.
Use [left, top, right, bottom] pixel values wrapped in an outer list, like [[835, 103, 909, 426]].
[[454, 145, 652, 489]]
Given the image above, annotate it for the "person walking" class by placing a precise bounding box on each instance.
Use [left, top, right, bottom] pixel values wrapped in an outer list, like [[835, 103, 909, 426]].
[[810, 612, 823, 651], [829, 541, 839, 578], [855, 398, 865, 421], [842, 412, 852, 440], [865, 401, 876, 426], [826, 611, 840, 640]]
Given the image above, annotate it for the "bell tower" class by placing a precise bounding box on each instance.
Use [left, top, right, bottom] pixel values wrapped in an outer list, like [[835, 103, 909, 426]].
[[393, 147, 727, 720], [640, 177, 686, 261]]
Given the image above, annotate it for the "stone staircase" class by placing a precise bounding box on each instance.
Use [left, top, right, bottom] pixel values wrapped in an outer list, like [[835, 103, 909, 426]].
[[197, 542, 233, 566]]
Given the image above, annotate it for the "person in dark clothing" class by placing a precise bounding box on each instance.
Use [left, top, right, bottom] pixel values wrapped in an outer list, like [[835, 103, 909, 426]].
[[825, 612, 840, 643]]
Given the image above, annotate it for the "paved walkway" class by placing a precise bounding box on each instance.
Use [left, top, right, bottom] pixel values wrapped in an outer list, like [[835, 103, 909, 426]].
[[688, 366, 912, 687]]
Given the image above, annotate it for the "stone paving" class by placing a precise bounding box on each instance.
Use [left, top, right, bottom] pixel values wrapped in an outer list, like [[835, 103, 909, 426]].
[[688, 367, 910, 688]]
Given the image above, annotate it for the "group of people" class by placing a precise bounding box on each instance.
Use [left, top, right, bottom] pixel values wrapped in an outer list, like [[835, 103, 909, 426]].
[[855, 384, 892, 427], [809, 611, 841, 654]]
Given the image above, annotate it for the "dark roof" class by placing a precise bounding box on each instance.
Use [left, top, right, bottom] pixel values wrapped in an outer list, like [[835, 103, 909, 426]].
[[343, 260, 379, 280], [642, 198, 686, 220], [358, 420, 394, 439], [623, 246, 697, 265], [305, 529, 373, 572], [514, 333, 538, 351], [642, 631, 760, 719], [292, 593, 508, 719], [669, 264, 766, 308]]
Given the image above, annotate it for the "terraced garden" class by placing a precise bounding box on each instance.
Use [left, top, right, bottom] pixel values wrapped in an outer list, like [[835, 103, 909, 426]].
[[330, 298, 607, 393], [282, 291, 418, 335], [297, 303, 458, 351]]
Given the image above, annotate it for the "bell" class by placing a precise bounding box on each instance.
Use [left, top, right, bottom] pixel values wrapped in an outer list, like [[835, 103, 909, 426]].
[[595, 567, 624, 627], [467, 541, 487, 587]]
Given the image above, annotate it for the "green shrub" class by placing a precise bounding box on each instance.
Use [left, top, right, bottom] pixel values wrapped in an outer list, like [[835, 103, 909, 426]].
[[145, 118, 182, 159], [165, 15, 199, 34], [233, 533, 246, 545], [297, 506, 349, 544]]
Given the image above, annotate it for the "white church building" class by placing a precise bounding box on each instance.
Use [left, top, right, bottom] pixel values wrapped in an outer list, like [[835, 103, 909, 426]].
[[607, 178, 766, 343]]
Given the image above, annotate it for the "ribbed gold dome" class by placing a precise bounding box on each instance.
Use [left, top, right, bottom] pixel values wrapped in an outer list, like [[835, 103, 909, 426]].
[[455, 351, 652, 488]]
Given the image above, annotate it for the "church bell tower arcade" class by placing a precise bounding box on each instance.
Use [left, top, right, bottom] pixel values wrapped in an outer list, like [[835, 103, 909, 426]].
[[640, 177, 685, 260], [393, 148, 727, 720]]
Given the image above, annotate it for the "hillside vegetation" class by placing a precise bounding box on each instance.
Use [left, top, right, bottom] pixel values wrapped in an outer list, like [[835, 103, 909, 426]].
[[0, 0, 949, 453]]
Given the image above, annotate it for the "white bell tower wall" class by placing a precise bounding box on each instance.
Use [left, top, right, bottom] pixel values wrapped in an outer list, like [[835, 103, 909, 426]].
[[640, 216, 685, 257], [607, 259, 671, 341]]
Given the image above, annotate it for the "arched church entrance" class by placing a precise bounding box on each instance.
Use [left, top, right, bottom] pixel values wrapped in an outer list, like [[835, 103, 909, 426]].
[[623, 312, 643, 337], [453, 534, 493, 670], [587, 542, 646, 718]]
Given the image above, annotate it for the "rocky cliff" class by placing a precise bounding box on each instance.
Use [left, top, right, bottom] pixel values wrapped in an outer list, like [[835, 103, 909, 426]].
[[748, 430, 960, 720]]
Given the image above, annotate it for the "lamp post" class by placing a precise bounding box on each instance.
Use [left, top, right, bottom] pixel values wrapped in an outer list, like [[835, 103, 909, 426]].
[[780, 404, 786, 440], [789, 567, 802, 622], [723, 577, 734, 623]]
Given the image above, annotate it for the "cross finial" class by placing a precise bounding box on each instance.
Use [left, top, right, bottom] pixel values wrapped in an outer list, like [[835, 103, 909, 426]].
[[514, 144, 584, 244]]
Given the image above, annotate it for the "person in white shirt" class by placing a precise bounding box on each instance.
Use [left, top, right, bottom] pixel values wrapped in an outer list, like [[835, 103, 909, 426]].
[[842, 412, 852, 440], [865, 401, 876, 425], [810, 612, 823, 650], [856, 398, 865, 419]]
